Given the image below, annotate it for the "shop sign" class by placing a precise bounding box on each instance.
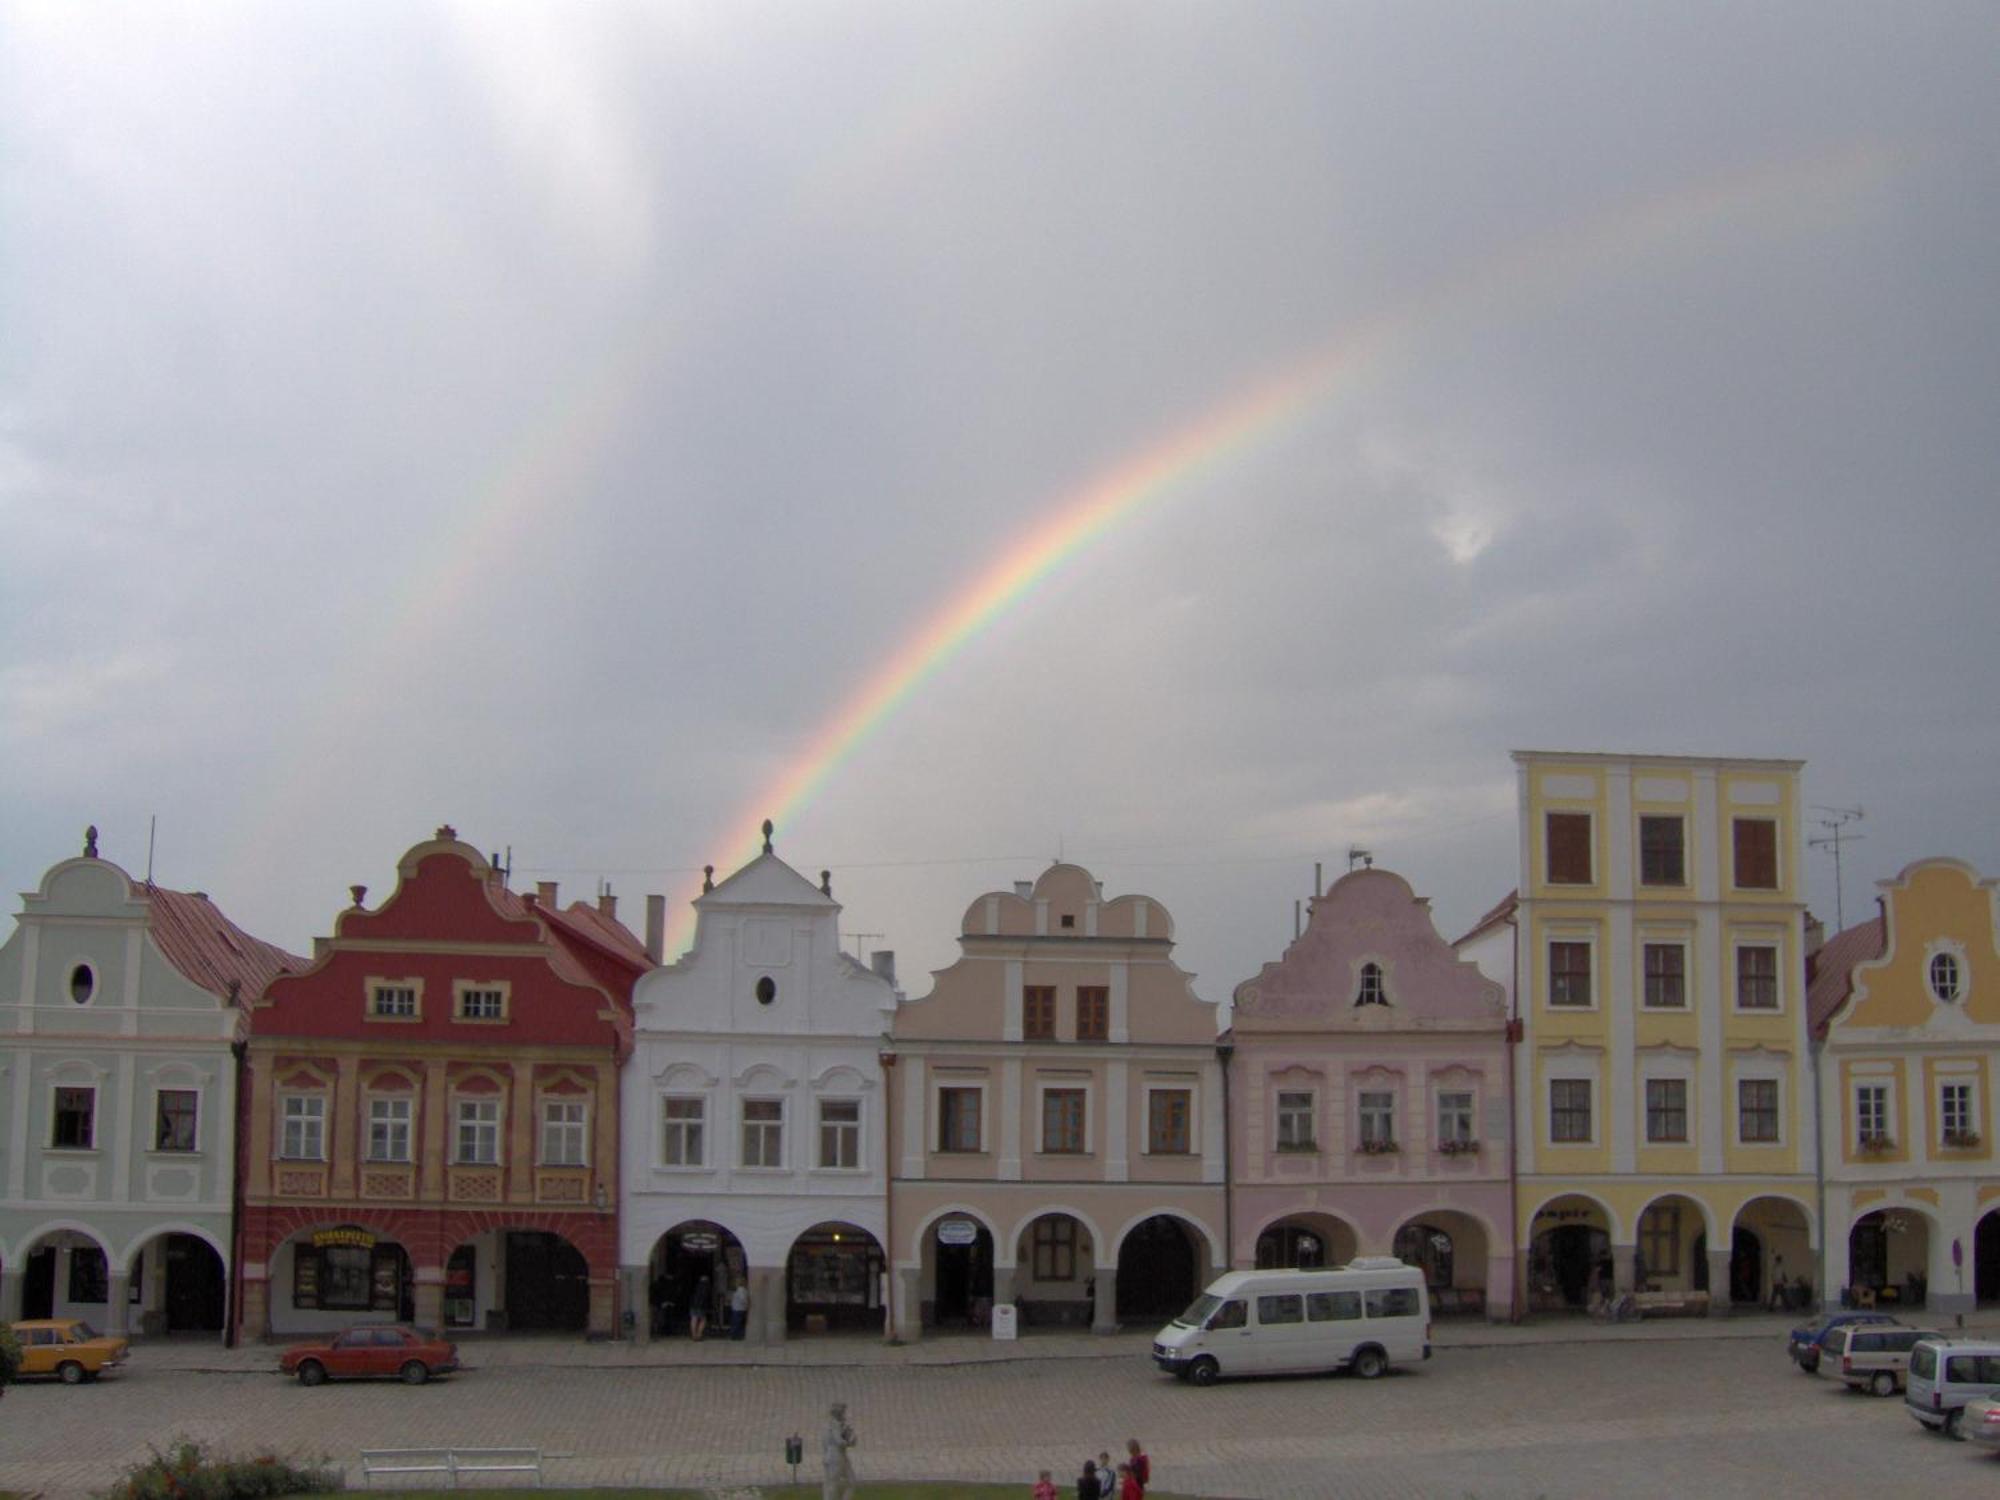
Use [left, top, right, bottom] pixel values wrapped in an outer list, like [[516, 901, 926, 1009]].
[[936, 1218, 979, 1246], [1533, 1208, 1596, 1224], [680, 1231, 720, 1252], [313, 1226, 376, 1249]]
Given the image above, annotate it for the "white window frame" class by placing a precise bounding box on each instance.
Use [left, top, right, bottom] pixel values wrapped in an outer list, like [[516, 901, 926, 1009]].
[[1939, 1076, 1978, 1146], [366, 976, 424, 1021], [151, 1085, 201, 1154], [1546, 931, 1598, 1011], [1547, 1071, 1597, 1146], [1642, 1075, 1690, 1145], [540, 1099, 588, 1166], [932, 1079, 988, 1155], [660, 1093, 708, 1169], [1275, 1088, 1318, 1152], [1926, 941, 1970, 1005], [1354, 961, 1387, 1007], [1639, 936, 1691, 1011], [1637, 813, 1689, 888], [366, 1094, 413, 1163], [1035, 1080, 1092, 1156], [1435, 1087, 1476, 1146], [454, 1097, 502, 1166], [279, 1092, 326, 1160], [816, 1096, 862, 1171], [454, 980, 510, 1023], [740, 1096, 786, 1170], [51, 1082, 98, 1151], [1734, 1072, 1783, 1146], [1143, 1082, 1196, 1156], [1731, 935, 1784, 1013], [1356, 1088, 1397, 1146], [1854, 1078, 1894, 1149]]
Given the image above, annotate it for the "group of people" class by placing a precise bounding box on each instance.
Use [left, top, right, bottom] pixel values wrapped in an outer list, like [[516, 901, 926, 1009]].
[[1036, 1439, 1150, 1500], [673, 1272, 751, 1341]]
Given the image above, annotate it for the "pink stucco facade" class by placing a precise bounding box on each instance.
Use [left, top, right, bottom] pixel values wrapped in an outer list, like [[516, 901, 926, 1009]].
[[1228, 867, 1515, 1319]]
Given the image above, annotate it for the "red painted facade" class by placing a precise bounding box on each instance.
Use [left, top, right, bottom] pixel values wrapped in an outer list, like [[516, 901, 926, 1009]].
[[235, 829, 648, 1340]]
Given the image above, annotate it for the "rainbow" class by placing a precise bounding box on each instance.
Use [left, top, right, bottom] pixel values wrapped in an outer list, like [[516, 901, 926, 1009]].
[[674, 142, 1894, 950]]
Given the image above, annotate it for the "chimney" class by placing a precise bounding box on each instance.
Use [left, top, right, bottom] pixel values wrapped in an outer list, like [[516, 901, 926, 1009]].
[[871, 950, 897, 986], [644, 894, 666, 964], [538, 880, 559, 910], [1804, 910, 1826, 959], [598, 884, 617, 921], [1014, 881, 1033, 899]]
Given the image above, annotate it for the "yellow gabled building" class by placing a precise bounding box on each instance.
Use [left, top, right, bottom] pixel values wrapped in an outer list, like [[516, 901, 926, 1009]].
[[1812, 858, 2000, 1317], [1461, 751, 1816, 1314]]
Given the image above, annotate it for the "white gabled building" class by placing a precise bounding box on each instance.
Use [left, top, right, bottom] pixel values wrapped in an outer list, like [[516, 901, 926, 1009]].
[[619, 827, 898, 1343]]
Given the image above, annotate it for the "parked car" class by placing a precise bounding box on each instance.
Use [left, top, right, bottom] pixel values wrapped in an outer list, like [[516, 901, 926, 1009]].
[[279, 1324, 459, 1386], [8, 1319, 130, 1384], [1906, 1339, 2000, 1438], [1787, 1310, 1899, 1373], [1961, 1397, 2000, 1451], [1830, 1323, 1940, 1396]]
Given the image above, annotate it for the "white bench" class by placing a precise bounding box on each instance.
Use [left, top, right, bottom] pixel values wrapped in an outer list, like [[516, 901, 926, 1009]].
[[360, 1448, 543, 1487]]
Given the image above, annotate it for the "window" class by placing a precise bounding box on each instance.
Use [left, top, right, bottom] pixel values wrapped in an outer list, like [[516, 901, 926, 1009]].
[[1739, 1078, 1779, 1143], [280, 1094, 325, 1159], [1930, 953, 1964, 1004], [1645, 1078, 1688, 1143], [1147, 1088, 1191, 1154], [1733, 818, 1778, 889], [52, 1086, 95, 1149], [1257, 1293, 1304, 1325], [1358, 1090, 1396, 1147], [1855, 1084, 1889, 1145], [1033, 1217, 1077, 1281], [1209, 1298, 1247, 1329], [371, 984, 417, 1018], [1639, 1203, 1681, 1277], [1041, 1087, 1086, 1154], [1276, 1090, 1316, 1151], [741, 1098, 784, 1167], [1550, 1079, 1593, 1143], [458, 986, 505, 1020], [755, 975, 777, 1005], [1076, 986, 1109, 1041], [1941, 1082, 1975, 1144], [1736, 945, 1779, 1009], [1549, 942, 1593, 1007], [295, 1243, 405, 1313], [1546, 812, 1593, 884], [69, 963, 95, 1004], [1639, 816, 1686, 886], [818, 1098, 860, 1168], [1436, 1090, 1474, 1146], [1643, 943, 1686, 1008], [937, 1087, 982, 1152], [1365, 1286, 1421, 1318], [1022, 986, 1056, 1040], [367, 1097, 412, 1162], [1355, 963, 1387, 1006], [455, 1099, 500, 1164], [662, 1096, 705, 1166], [68, 1246, 108, 1304], [155, 1089, 198, 1152], [541, 1100, 587, 1166], [1307, 1290, 1362, 1321], [1059, 913, 1075, 929]]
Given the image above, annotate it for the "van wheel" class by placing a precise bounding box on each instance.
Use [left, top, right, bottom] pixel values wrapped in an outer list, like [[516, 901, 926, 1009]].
[[1352, 1346, 1388, 1380], [1945, 1408, 1964, 1441], [57, 1361, 85, 1385], [1870, 1372, 1896, 1397], [1188, 1357, 1220, 1387]]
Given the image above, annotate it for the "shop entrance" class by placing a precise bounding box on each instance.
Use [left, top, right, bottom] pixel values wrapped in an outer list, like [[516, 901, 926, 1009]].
[[648, 1221, 747, 1337], [503, 1231, 590, 1331], [785, 1223, 884, 1333], [927, 1216, 993, 1327], [1528, 1195, 1613, 1310]]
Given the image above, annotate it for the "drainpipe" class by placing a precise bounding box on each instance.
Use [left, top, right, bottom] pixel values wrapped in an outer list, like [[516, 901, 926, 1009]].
[[1506, 911, 1523, 1323], [1811, 1030, 1827, 1313], [878, 1041, 898, 1341], [1217, 1037, 1235, 1273], [227, 1035, 247, 1348]]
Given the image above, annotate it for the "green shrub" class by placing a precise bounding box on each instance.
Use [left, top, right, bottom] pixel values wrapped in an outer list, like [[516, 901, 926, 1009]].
[[100, 1439, 341, 1500]]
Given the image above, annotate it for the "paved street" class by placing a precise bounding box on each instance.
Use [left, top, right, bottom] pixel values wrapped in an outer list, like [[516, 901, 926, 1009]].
[[4, 1328, 1998, 1499]]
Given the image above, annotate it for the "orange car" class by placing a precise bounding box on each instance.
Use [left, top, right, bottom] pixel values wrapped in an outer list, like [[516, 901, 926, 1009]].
[[279, 1324, 460, 1385], [10, 1319, 130, 1383]]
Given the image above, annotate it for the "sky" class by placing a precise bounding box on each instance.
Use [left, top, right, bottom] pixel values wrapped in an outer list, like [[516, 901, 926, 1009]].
[[3, 2, 1997, 1004]]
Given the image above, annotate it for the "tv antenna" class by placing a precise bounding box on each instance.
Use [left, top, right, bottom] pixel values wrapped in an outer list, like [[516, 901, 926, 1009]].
[[1346, 846, 1374, 871], [845, 931, 884, 960], [1809, 806, 1865, 931]]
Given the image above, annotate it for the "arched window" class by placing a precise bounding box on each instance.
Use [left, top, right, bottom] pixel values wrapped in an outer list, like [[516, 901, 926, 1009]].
[[1355, 963, 1386, 1007], [1929, 952, 1963, 1004]]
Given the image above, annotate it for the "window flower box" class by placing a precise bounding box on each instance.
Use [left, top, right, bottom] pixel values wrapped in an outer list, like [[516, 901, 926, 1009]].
[[1358, 1138, 1400, 1155], [1942, 1129, 1982, 1149], [1857, 1135, 1897, 1155], [1437, 1138, 1481, 1156]]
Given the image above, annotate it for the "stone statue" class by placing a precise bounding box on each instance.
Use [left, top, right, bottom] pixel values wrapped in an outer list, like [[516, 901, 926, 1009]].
[[821, 1401, 856, 1500]]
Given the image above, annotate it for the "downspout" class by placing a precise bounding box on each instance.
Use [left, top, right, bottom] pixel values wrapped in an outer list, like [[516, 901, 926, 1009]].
[[1811, 1029, 1826, 1312], [879, 1041, 898, 1341], [227, 1033, 247, 1348], [1507, 912, 1523, 1323], [1217, 1036, 1235, 1272]]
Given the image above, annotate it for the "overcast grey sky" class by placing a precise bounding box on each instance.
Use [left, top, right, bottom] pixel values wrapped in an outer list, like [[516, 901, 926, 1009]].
[[3, 1, 1996, 999]]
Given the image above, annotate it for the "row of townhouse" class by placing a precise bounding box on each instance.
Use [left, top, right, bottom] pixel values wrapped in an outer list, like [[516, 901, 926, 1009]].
[[3, 752, 1995, 1344]]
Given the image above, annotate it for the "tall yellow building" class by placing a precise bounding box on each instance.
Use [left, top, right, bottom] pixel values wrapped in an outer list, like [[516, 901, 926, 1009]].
[[1459, 751, 1816, 1313], [1812, 857, 2000, 1317]]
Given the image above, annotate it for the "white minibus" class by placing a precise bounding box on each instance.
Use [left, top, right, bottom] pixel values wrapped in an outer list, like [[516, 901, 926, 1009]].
[[1151, 1258, 1431, 1386]]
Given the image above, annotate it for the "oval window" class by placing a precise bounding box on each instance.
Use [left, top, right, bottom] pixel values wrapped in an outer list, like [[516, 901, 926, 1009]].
[[755, 975, 777, 1006], [70, 963, 95, 1004], [1929, 953, 1962, 1004]]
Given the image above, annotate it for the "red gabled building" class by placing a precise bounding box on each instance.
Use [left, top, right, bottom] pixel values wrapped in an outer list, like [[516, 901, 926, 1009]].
[[235, 827, 651, 1340]]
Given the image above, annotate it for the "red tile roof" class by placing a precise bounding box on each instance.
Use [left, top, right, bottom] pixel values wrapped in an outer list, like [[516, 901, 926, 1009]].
[[144, 884, 306, 1002], [1807, 914, 1887, 1038], [546, 900, 652, 970], [1453, 889, 1519, 948]]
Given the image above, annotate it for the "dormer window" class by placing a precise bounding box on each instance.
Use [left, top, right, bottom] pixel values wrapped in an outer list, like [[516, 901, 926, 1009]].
[[371, 984, 418, 1019], [1355, 963, 1387, 1007], [1929, 952, 1963, 1004], [1060, 913, 1075, 929]]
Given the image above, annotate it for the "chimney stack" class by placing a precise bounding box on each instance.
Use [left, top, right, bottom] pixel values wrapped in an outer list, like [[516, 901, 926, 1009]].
[[598, 884, 617, 921], [1014, 881, 1033, 899], [871, 950, 897, 987], [538, 880, 559, 910], [645, 894, 667, 964]]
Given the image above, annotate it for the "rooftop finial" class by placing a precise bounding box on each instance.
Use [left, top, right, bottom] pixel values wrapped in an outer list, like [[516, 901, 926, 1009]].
[[821, 869, 832, 895], [762, 818, 774, 854], [83, 825, 99, 859], [349, 884, 367, 909], [702, 864, 715, 893], [437, 824, 457, 841]]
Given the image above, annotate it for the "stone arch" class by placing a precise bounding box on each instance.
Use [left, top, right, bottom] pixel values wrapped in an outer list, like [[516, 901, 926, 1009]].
[[121, 1223, 230, 1336], [1844, 1198, 1939, 1311], [1112, 1211, 1213, 1322], [15, 1218, 114, 1260], [1113, 1206, 1223, 1268], [117, 1220, 228, 1276], [1523, 1191, 1617, 1311], [1391, 1206, 1496, 1315], [1006, 1203, 1107, 1262], [1632, 1191, 1717, 1294], [915, 1205, 997, 1328], [1726, 1193, 1816, 1306], [1521, 1187, 1623, 1245], [1252, 1208, 1360, 1269], [908, 1202, 1003, 1266]]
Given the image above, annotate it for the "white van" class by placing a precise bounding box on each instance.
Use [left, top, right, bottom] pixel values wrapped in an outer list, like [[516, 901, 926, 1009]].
[[1905, 1338, 2000, 1438], [1151, 1258, 1431, 1386]]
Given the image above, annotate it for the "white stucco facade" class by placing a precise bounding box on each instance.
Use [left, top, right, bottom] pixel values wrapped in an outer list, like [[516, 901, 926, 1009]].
[[618, 843, 897, 1342]]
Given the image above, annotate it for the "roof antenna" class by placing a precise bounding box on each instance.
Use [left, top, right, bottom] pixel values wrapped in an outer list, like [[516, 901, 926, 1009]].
[[1809, 806, 1865, 931], [1347, 846, 1373, 871], [146, 815, 157, 882]]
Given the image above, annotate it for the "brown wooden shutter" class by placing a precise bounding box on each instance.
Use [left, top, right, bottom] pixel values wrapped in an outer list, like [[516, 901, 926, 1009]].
[[1546, 812, 1593, 884]]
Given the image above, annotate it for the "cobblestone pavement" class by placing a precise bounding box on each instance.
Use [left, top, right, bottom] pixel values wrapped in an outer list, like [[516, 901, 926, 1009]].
[[5, 1329, 1999, 1499]]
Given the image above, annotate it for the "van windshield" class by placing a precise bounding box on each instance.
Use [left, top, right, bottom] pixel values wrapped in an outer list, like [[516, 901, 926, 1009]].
[[1174, 1294, 1222, 1328]]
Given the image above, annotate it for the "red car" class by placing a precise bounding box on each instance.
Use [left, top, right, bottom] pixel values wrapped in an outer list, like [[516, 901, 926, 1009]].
[[279, 1324, 460, 1386]]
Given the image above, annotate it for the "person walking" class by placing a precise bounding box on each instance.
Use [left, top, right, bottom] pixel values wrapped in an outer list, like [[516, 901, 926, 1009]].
[[1076, 1458, 1100, 1500], [1125, 1440, 1149, 1493], [689, 1273, 712, 1340], [1034, 1471, 1058, 1500], [729, 1280, 749, 1340]]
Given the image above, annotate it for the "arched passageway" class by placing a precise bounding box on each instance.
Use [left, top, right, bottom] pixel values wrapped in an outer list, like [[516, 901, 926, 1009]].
[[1728, 1196, 1814, 1307], [1254, 1212, 1357, 1270], [1848, 1209, 1930, 1310], [1115, 1216, 1202, 1322], [1527, 1195, 1612, 1311], [1013, 1213, 1095, 1327], [923, 1214, 994, 1328], [1977, 1210, 2000, 1306], [1633, 1194, 1709, 1294], [1394, 1210, 1490, 1316], [126, 1232, 227, 1335], [785, 1222, 884, 1334], [647, 1221, 746, 1337]]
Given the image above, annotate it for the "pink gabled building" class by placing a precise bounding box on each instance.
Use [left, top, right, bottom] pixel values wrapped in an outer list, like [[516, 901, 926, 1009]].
[[1227, 866, 1515, 1319]]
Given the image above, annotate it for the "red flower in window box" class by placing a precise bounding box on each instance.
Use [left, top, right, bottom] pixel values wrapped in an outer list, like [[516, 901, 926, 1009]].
[[1437, 1138, 1481, 1156], [1358, 1138, 1400, 1155]]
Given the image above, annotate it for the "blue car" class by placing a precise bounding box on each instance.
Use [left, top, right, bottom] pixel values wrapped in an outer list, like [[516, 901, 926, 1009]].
[[1788, 1311, 1900, 1372]]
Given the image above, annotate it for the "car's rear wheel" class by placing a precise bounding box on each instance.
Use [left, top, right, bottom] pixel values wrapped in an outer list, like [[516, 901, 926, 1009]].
[[1187, 1356, 1219, 1388], [57, 1360, 85, 1385], [296, 1360, 327, 1387], [400, 1360, 429, 1386], [1870, 1372, 1896, 1397], [1352, 1346, 1388, 1380]]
